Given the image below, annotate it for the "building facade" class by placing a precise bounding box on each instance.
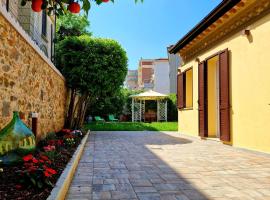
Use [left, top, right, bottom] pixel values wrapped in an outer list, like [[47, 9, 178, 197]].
[[137, 58, 171, 94], [153, 59, 170, 94], [167, 45, 181, 94], [170, 0, 270, 153], [2, 0, 55, 61], [138, 59, 155, 90], [124, 70, 138, 90]]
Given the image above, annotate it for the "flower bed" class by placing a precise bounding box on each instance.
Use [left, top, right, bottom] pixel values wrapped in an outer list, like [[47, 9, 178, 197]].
[[0, 129, 85, 200]]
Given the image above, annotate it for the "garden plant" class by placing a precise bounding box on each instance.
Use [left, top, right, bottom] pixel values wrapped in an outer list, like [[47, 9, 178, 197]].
[[0, 129, 85, 199]]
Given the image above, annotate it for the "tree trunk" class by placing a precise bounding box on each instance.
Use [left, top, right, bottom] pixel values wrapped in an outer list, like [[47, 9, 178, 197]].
[[72, 93, 88, 129], [65, 88, 76, 129]]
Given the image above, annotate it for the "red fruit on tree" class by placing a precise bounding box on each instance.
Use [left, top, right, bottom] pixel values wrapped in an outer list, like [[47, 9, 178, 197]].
[[102, 0, 110, 2], [31, 0, 43, 12], [68, 2, 81, 14]]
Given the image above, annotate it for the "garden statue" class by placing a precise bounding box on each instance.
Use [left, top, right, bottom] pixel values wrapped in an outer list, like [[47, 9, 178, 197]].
[[0, 111, 36, 165]]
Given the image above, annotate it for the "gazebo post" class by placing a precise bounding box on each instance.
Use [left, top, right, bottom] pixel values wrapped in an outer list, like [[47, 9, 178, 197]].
[[132, 98, 134, 122], [143, 100, 145, 122], [139, 100, 142, 122], [157, 100, 160, 122], [129, 90, 168, 123], [165, 100, 168, 122]]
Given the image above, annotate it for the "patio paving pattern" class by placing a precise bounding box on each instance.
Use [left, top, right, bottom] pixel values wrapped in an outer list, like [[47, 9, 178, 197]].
[[66, 131, 270, 200]]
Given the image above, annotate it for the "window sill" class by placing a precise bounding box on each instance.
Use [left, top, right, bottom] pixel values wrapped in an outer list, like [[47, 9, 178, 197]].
[[178, 107, 193, 111]]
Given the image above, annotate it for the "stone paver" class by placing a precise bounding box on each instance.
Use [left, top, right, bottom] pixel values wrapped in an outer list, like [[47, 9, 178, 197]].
[[66, 131, 270, 200]]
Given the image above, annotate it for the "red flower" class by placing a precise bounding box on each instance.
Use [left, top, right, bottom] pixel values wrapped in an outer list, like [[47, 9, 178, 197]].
[[44, 145, 56, 152], [44, 171, 51, 177], [64, 134, 74, 139], [23, 154, 33, 162], [46, 168, 57, 175], [32, 158, 39, 163], [48, 140, 55, 145], [39, 159, 44, 163], [28, 166, 38, 173], [40, 155, 49, 161], [62, 129, 71, 134], [57, 140, 64, 145], [24, 162, 33, 167], [15, 184, 22, 190]]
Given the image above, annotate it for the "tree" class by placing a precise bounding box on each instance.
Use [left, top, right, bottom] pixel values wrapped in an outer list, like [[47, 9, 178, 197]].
[[87, 88, 125, 118], [55, 35, 128, 128], [56, 13, 91, 41], [167, 94, 178, 121]]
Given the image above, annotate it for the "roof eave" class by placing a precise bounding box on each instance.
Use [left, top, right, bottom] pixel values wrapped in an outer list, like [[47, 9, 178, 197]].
[[169, 0, 241, 54]]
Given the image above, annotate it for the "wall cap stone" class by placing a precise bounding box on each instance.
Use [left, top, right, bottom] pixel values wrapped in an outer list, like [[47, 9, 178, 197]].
[[0, 3, 65, 81]]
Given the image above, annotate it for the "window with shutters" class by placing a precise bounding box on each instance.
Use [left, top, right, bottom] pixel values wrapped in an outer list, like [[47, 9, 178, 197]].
[[177, 68, 193, 109], [6, 0, 9, 11], [185, 68, 193, 108], [42, 10, 47, 37]]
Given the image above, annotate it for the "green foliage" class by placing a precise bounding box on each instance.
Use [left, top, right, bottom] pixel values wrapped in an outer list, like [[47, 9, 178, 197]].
[[55, 35, 128, 128], [44, 132, 57, 141], [121, 88, 144, 115], [79, 35, 128, 94], [167, 94, 178, 121], [87, 88, 142, 118], [85, 122, 178, 131], [56, 36, 127, 94], [86, 87, 155, 122], [56, 13, 91, 41], [64, 138, 76, 147]]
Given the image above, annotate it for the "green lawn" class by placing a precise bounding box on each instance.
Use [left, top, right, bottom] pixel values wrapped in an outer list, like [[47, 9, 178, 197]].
[[84, 122, 178, 131]]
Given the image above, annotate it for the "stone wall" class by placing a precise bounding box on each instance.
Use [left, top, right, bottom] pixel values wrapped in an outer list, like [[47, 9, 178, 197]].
[[0, 12, 67, 139]]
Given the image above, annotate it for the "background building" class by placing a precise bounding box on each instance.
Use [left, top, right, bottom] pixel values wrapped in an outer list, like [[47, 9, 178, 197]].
[[153, 59, 170, 94], [2, 0, 55, 61], [124, 70, 138, 90], [167, 45, 181, 94], [138, 59, 155, 90], [133, 58, 171, 94]]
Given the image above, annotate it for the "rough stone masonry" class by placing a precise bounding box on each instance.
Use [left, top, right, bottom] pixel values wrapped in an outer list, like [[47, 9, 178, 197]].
[[0, 13, 67, 139]]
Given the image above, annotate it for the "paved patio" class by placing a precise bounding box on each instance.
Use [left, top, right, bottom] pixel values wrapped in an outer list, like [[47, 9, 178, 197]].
[[66, 131, 270, 200]]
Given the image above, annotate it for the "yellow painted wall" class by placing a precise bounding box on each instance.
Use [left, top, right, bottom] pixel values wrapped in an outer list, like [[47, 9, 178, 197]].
[[178, 12, 270, 153], [207, 56, 219, 137], [185, 69, 193, 108]]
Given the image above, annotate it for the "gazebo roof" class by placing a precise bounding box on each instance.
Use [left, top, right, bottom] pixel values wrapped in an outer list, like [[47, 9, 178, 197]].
[[130, 90, 168, 100]]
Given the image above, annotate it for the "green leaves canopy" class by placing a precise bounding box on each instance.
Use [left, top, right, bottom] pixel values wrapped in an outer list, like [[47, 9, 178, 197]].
[[56, 13, 91, 41], [55, 36, 128, 99]]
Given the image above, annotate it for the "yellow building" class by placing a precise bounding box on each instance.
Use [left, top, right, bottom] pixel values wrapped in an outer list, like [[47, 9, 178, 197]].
[[170, 0, 270, 153]]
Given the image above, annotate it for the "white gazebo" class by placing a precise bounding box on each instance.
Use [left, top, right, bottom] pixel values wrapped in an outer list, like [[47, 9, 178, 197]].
[[130, 90, 168, 122]]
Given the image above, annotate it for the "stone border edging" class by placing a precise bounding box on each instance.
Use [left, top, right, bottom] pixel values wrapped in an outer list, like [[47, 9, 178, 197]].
[[47, 130, 90, 200]]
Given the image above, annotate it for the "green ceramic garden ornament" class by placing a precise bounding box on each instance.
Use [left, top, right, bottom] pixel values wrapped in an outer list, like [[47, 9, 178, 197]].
[[0, 111, 36, 165]]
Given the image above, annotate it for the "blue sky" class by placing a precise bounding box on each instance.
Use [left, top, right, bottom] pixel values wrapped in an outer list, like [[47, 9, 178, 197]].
[[88, 0, 221, 70]]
